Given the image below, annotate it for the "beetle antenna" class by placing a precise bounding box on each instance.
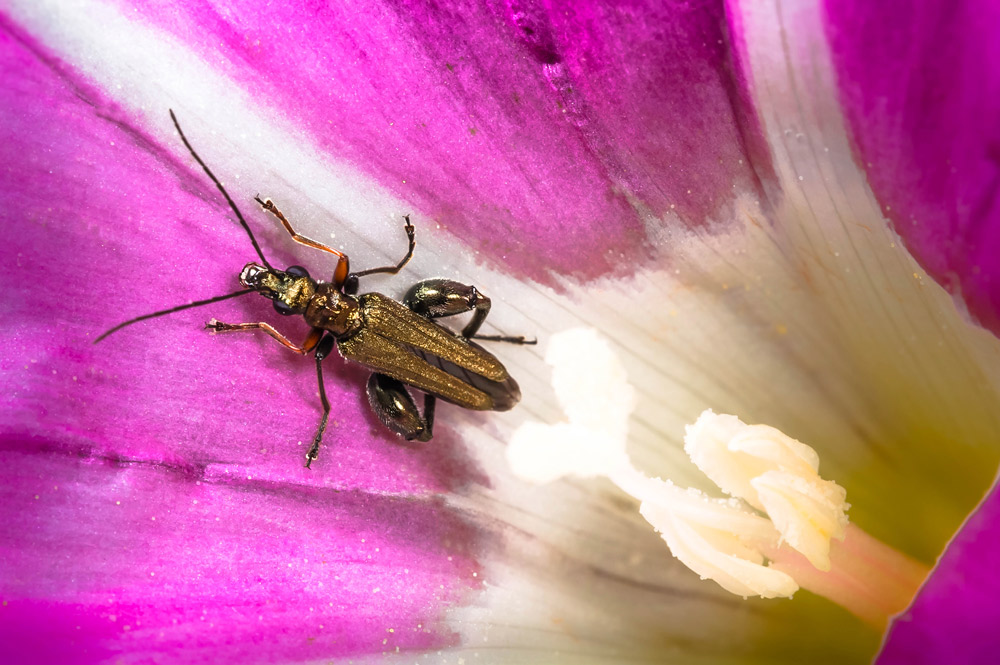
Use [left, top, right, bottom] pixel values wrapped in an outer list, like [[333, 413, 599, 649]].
[[169, 109, 273, 269], [94, 288, 255, 343]]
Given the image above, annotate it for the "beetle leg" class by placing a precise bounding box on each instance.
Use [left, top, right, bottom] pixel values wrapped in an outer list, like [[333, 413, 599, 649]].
[[254, 196, 348, 260], [403, 278, 534, 343], [366, 373, 433, 442], [401, 278, 488, 338], [206, 320, 323, 355], [351, 215, 416, 278], [305, 335, 336, 468], [468, 334, 537, 345], [421, 393, 436, 440], [255, 195, 351, 287]]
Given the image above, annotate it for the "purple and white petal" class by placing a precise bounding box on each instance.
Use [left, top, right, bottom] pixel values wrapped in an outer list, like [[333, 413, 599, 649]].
[[3, 0, 1000, 662]]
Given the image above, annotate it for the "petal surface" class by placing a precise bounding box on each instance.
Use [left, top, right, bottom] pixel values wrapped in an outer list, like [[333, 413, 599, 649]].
[[876, 478, 1000, 664], [0, 17, 484, 663], [95, 0, 774, 284], [824, 5, 1000, 654], [4, 0, 1000, 663], [824, 0, 1000, 335]]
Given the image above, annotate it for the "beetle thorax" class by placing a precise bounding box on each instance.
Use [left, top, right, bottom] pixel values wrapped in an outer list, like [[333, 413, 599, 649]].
[[305, 283, 362, 338]]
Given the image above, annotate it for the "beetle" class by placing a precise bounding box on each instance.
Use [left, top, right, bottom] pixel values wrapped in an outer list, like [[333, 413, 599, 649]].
[[97, 110, 534, 467]]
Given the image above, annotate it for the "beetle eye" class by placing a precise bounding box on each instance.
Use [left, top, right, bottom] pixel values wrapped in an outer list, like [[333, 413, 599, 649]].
[[344, 274, 359, 295], [286, 265, 310, 278], [273, 299, 294, 316]]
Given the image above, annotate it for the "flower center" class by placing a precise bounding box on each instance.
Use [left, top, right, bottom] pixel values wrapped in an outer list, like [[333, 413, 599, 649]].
[[508, 328, 927, 624]]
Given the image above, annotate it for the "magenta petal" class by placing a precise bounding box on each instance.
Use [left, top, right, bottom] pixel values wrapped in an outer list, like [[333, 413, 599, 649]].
[[1, 18, 483, 662], [109, 0, 772, 284], [824, 1, 1000, 335], [876, 479, 1000, 664], [0, 453, 482, 664]]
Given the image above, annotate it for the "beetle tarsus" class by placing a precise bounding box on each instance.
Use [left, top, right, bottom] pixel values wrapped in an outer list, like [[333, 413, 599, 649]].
[[305, 430, 323, 469], [471, 334, 538, 345]]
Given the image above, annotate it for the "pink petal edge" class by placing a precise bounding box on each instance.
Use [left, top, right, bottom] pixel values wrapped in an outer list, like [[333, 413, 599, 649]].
[[876, 478, 1000, 664]]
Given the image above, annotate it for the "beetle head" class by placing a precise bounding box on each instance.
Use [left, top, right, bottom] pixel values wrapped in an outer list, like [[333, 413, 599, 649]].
[[239, 262, 316, 316]]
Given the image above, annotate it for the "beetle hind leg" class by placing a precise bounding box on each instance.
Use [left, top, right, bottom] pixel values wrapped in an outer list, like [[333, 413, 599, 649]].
[[403, 278, 489, 338], [367, 374, 434, 442], [403, 278, 534, 343]]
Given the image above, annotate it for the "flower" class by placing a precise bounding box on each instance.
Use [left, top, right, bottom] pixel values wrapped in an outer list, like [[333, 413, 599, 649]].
[[2, 1, 999, 664]]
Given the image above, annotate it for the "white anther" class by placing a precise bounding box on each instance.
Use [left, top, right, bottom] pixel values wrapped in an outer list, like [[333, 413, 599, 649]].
[[640, 499, 798, 599], [685, 411, 849, 570]]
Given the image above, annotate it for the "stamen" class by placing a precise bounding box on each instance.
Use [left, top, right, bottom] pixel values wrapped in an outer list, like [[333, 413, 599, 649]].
[[685, 411, 850, 571], [506, 328, 804, 599], [508, 328, 928, 623]]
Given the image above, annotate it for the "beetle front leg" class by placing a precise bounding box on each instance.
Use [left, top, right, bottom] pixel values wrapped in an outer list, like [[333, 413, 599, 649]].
[[366, 374, 433, 442], [206, 320, 324, 355], [254, 196, 351, 287]]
